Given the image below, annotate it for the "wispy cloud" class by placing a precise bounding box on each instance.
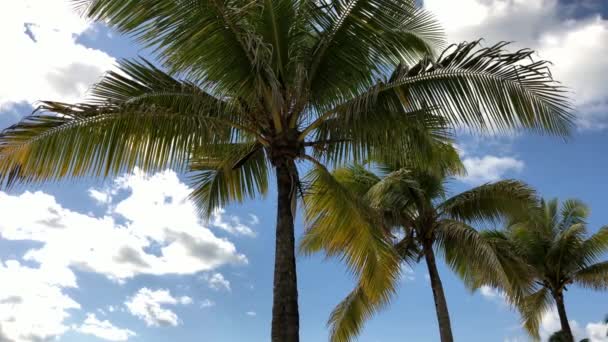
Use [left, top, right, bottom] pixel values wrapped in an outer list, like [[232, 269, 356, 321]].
[[75, 313, 136, 341], [125, 288, 190, 327]]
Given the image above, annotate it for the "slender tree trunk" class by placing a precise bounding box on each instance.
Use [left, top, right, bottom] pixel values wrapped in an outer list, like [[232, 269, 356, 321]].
[[271, 161, 299, 342], [422, 239, 454, 342], [554, 291, 574, 342]]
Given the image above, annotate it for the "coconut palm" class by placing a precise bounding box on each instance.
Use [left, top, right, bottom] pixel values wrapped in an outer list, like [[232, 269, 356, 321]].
[[480, 199, 608, 341], [0, 1, 572, 341], [301, 153, 538, 342]]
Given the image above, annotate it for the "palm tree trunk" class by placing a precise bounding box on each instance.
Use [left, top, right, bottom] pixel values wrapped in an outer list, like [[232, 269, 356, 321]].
[[422, 238, 454, 342], [554, 291, 574, 342], [271, 161, 299, 342]]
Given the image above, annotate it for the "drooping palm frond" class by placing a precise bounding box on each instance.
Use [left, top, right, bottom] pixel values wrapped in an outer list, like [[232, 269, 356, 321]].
[[436, 220, 517, 295], [326, 280, 399, 342], [476, 229, 536, 301], [309, 106, 453, 166], [318, 40, 573, 137], [0, 60, 249, 186], [300, 165, 401, 342], [188, 143, 269, 217], [580, 226, 608, 266], [301, 165, 397, 285], [0, 103, 233, 186], [439, 180, 538, 224], [574, 261, 608, 290], [520, 287, 553, 339], [374, 138, 465, 178]]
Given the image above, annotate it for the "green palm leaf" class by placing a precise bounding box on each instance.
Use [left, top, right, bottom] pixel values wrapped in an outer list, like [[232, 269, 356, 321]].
[[574, 261, 608, 290], [439, 180, 538, 224], [189, 143, 269, 217], [314, 40, 573, 137], [481, 198, 608, 339]]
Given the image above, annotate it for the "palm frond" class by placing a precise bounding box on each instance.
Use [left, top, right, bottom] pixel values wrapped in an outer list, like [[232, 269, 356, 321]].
[[436, 220, 531, 301], [327, 282, 397, 342], [0, 103, 232, 185], [439, 180, 537, 224], [573, 261, 608, 290], [310, 106, 453, 166], [300, 164, 402, 341], [76, 0, 273, 97], [188, 143, 269, 217], [257, 0, 295, 78], [329, 41, 573, 135], [519, 287, 552, 339], [365, 168, 422, 212], [332, 164, 382, 197], [477, 229, 537, 301], [300, 165, 396, 283], [558, 199, 589, 231], [580, 226, 608, 267], [394, 232, 421, 265], [546, 223, 587, 280], [308, 0, 443, 109]]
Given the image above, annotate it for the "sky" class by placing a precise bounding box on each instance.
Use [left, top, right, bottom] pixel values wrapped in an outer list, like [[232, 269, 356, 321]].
[[0, 0, 607, 341]]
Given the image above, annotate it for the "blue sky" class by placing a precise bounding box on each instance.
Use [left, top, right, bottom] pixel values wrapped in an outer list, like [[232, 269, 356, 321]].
[[0, 1, 607, 341]]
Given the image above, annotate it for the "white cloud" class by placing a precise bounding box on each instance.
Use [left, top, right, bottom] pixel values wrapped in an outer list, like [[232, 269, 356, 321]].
[[539, 307, 608, 341], [179, 296, 193, 305], [423, 0, 608, 129], [0, 169, 249, 340], [75, 313, 136, 341], [211, 209, 257, 237], [125, 288, 188, 327], [0, 169, 247, 283], [202, 273, 232, 292], [400, 265, 415, 282], [0, 259, 79, 342], [200, 299, 216, 309], [246, 311, 257, 317], [89, 188, 113, 206], [586, 321, 608, 342], [0, 0, 115, 110], [477, 285, 509, 308], [479, 285, 501, 299], [458, 156, 524, 184], [248, 214, 260, 226]]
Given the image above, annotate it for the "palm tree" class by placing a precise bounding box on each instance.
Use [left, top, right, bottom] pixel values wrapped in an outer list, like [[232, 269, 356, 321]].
[[480, 199, 608, 342], [0, 1, 572, 341], [301, 154, 537, 342]]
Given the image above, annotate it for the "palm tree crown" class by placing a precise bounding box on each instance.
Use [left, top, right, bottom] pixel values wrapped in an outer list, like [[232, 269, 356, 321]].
[[480, 198, 608, 340], [0, 1, 573, 341], [301, 154, 538, 342]]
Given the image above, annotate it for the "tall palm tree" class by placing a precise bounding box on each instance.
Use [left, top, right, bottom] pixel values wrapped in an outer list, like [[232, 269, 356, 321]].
[[480, 199, 608, 342], [301, 155, 537, 342], [0, 1, 572, 340]]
